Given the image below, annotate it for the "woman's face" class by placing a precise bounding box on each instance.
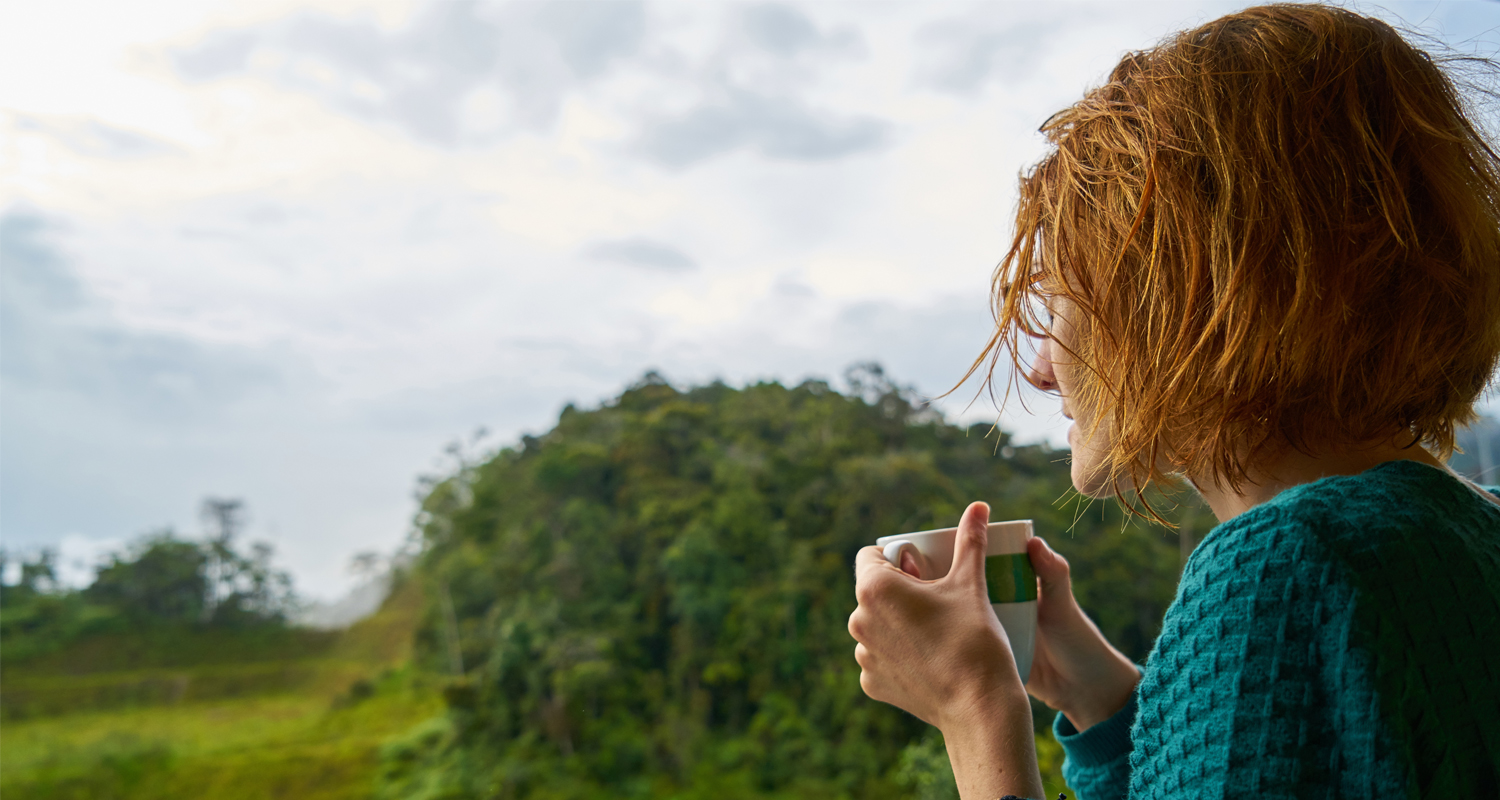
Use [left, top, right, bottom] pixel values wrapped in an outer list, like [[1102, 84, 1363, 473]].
[[1028, 301, 1112, 498]]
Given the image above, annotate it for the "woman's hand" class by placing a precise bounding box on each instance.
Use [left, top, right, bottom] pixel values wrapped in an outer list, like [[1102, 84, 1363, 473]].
[[849, 501, 1043, 800], [1024, 536, 1141, 731]]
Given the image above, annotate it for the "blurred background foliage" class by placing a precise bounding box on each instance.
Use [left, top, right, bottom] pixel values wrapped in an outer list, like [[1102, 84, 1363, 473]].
[[2, 368, 1210, 799], [382, 367, 1207, 799], [2, 499, 295, 666]]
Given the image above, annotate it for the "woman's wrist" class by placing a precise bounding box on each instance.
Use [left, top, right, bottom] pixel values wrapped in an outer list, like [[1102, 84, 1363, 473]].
[[940, 684, 1045, 800], [939, 675, 1030, 735], [1057, 658, 1140, 732]]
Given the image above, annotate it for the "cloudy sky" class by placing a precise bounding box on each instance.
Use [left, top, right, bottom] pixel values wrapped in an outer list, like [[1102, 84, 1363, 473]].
[[4, 0, 1498, 600]]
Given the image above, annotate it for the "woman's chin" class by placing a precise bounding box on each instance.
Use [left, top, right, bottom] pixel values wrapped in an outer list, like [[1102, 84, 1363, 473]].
[[1070, 463, 1112, 498]]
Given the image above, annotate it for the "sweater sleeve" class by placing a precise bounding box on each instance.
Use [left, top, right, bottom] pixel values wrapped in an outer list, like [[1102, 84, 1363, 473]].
[[1054, 692, 1137, 800]]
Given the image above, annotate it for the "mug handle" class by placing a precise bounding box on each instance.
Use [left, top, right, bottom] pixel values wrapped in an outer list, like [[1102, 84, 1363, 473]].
[[883, 540, 917, 572]]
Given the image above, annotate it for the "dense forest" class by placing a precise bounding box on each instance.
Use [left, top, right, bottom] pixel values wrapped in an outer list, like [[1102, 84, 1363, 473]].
[[2, 368, 1212, 799], [381, 367, 1211, 799]]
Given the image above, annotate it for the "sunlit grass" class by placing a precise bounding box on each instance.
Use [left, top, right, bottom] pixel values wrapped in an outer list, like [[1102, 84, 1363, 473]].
[[1, 582, 439, 800], [4, 686, 444, 798]]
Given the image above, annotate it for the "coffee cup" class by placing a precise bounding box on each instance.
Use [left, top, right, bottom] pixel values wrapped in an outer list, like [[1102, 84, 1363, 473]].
[[875, 520, 1036, 683]]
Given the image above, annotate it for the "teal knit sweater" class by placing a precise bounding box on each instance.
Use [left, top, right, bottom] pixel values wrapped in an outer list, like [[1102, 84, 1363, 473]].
[[1054, 460, 1500, 799]]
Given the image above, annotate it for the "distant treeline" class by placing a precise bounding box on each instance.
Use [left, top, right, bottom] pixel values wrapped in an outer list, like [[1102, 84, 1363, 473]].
[[381, 367, 1212, 799], [1, 499, 295, 663]]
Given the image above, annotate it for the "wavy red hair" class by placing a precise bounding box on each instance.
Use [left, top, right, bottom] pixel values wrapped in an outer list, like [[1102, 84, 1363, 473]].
[[969, 4, 1500, 513]]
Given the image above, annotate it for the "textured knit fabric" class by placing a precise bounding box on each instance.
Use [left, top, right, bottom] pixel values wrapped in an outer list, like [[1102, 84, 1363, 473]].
[[1054, 461, 1500, 799]]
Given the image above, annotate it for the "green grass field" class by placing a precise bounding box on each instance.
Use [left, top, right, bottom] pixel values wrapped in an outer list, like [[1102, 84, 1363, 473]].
[[1, 583, 443, 800]]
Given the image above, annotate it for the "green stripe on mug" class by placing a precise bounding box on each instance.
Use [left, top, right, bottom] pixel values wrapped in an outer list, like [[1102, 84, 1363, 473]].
[[985, 553, 1037, 604]]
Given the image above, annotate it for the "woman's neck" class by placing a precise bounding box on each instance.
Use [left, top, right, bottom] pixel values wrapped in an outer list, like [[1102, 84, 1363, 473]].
[[1188, 437, 1455, 523]]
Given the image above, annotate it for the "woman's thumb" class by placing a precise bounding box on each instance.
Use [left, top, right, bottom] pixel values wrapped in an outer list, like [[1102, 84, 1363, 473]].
[[950, 501, 991, 584], [1029, 536, 1073, 599]]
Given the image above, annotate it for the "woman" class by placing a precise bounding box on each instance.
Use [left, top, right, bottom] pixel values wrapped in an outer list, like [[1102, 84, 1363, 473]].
[[847, 5, 1500, 799]]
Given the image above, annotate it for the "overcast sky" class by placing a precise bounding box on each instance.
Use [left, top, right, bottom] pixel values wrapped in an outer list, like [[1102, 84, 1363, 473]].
[[4, 0, 1498, 600]]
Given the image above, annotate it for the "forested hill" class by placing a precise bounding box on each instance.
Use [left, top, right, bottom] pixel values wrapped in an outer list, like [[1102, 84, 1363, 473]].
[[386, 369, 1206, 799]]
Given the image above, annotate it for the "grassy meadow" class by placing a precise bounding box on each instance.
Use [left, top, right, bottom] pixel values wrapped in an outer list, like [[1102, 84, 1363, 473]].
[[1, 582, 443, 800]]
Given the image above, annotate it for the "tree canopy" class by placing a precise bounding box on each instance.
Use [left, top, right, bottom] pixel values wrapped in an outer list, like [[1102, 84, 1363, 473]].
[[383, 370, 1207, 799], [1, 500, 295, 664]]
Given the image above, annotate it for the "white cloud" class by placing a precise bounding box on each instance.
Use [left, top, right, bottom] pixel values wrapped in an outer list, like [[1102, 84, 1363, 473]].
[[585, 237, 698, 272], [3, 0, 1496, 601], [171, 1, 649, 143], [10, 112, 186, 160]]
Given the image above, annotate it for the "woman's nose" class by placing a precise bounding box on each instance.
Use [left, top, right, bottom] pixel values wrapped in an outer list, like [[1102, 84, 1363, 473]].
[[1028, 338, 1059, 392]]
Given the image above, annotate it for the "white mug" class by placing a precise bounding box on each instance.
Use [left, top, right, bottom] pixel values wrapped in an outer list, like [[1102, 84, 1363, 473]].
[[875, 520, 1037, 683]]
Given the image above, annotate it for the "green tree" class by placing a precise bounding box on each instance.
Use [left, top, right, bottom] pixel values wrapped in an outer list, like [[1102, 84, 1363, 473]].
[[88, 531, 209, 624], [0, 548, 106, 663], [383, 371, 1197, 799]]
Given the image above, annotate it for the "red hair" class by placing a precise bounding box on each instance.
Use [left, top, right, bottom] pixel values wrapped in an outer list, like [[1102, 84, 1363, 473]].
[[969, 4, 1500, 512]]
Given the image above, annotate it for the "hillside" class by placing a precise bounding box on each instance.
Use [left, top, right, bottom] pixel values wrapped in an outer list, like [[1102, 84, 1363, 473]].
[[3, 371, 1207, 799], [382, 371, 1205, 799]]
